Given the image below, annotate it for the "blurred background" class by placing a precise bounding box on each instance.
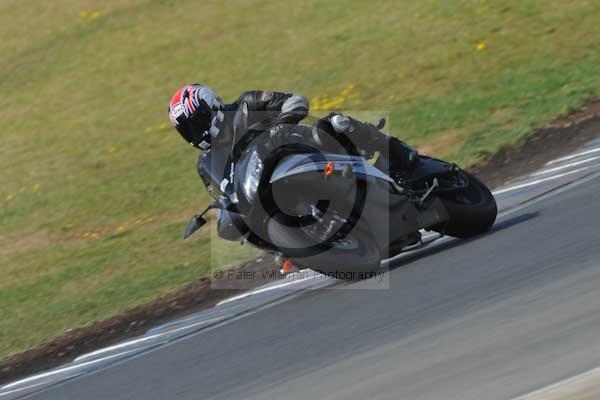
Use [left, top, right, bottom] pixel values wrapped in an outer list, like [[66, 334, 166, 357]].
[[1, 0, 599, 360]]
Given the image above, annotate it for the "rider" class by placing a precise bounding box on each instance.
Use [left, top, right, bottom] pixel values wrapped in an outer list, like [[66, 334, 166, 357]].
[[167, 83, 418, 177]]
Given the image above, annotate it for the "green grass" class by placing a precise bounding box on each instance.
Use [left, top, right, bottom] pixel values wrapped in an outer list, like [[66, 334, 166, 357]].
[[1, 0, 600, 358]]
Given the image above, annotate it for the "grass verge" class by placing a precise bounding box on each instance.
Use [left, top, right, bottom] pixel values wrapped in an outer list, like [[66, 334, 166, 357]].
[[1, 0, 600, 359]]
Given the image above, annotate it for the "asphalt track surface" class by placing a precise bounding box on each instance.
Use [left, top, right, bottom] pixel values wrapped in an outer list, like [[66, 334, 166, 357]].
[[4, 141, 600, 400]]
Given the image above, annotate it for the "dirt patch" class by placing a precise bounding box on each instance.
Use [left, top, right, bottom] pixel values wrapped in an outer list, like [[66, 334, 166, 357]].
[[0, 231, 51, 256], [469, 99, 600, 188], [2, 100, 600, 386], [416, 129, 466, 157]]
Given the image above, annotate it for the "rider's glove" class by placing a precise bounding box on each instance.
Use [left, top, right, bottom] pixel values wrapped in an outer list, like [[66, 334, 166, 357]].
[[277, 94, 309, 125]]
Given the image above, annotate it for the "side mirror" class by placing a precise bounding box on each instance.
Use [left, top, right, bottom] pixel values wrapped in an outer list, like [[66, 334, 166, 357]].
[[376, 118, 386, 130], [184, 215, 207, 239]]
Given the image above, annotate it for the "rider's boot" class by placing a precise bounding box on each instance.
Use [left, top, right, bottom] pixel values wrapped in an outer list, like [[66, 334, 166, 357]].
[[328, 114, 420, 179], [387, 136, 419, 173]]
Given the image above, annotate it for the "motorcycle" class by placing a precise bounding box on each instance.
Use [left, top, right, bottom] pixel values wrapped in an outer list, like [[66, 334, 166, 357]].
[[184, 104, 497, 275]]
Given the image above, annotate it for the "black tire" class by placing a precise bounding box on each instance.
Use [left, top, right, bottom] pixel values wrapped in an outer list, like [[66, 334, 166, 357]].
[[267, 215, 381, 275], [434, 172, 497, 238]]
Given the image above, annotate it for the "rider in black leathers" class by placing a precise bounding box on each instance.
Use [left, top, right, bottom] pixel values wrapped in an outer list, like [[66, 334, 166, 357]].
[[167, 84, 417, 175]]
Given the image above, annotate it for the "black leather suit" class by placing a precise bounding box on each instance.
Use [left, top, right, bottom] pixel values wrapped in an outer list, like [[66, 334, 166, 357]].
[[215, 90, 415, 171]]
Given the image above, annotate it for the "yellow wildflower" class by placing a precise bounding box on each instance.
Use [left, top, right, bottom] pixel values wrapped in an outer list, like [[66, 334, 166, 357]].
[[135, 219, 142, 224], [32, 184, 40, 190], [475, 42, 486, 51], [90, 10, 101, 19], [6, 194, 14, 201], [90, 233, 98, 239], [79, 11, 88, 18], [145, 217, 155, 222], [116, 226, 126, 233], [108, 147, 118, 154], [340, 84, 355, 96]]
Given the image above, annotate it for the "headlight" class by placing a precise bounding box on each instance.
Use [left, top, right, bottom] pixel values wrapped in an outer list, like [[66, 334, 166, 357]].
[[243, 150, 263, 201]]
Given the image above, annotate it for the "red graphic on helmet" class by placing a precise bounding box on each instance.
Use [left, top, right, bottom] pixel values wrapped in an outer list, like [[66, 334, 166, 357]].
[[168, 85, 202, 126]]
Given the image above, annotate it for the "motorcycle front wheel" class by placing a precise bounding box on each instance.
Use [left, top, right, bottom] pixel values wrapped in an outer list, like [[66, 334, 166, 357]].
[[266, 213, 382, 276]]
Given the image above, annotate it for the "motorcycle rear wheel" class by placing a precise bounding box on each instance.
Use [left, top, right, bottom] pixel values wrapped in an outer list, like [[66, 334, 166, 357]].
[[434, 172, 497, 238]]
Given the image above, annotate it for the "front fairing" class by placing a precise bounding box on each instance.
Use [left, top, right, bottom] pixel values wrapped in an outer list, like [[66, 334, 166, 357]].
[[196, 102, 252, 200], [233, 143, 269, 215], [196, 105, 272, 218], [197, 144, 235, 202]]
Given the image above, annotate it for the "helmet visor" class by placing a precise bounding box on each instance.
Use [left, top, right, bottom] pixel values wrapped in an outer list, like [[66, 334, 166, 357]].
[[175, 102, 212, 147]]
